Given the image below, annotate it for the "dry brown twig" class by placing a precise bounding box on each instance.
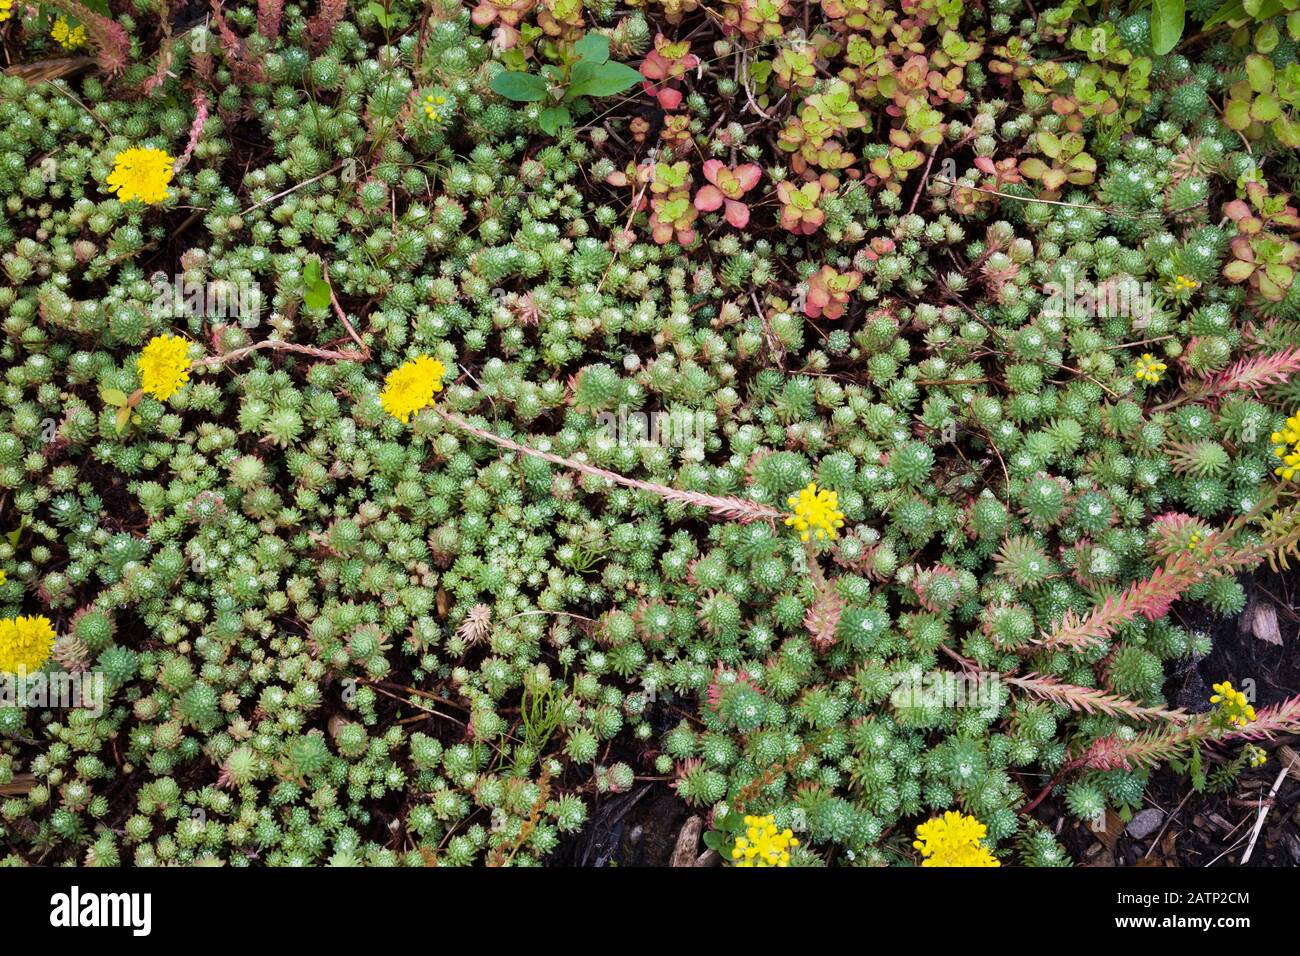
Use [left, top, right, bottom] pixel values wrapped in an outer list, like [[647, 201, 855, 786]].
[[433, 407, 783, 524]]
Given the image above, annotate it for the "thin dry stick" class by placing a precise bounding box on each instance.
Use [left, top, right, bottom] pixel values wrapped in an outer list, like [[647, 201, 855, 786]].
[[326, 269, 370, 356], [194, 283, 369, 367], [1202, 818, 1254, 867], [241, 161, 347, 215], [1143, 788, 1193, 860], [1241, 752, 1297, 864], [934, 177, 1116, 213], [433, 407, 783, 524], [193, 338, 366, 368], [908, 146, 939, 217]]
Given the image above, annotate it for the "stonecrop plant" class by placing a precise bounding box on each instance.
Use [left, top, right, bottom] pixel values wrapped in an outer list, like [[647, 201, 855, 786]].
[[1, 0, 1300, 869]]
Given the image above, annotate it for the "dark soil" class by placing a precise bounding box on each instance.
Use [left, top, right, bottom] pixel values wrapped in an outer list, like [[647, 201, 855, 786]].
[[552, 783, 689, 867]]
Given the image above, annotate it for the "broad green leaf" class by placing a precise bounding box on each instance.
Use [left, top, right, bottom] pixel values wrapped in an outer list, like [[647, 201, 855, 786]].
[[566, 61, 642, 100], [1224, 98, 1253, 130], [1068, 152, 1097, 173], [1265, 263, 1295, 287], [538, 106, 572, 135], [1036, 130, 1062, 158], [1204, 0, 1244, 28], [490, 70, 548, 102], [1245, 54, 1275, 93], [368, 1, 395, 27], [748, 61, 773, 85], [1243, 0, 1283, 17], [1151, 0, 1185, 56], [1255, 21, 1280, 53], [1223, 259, 1255, 282], [1251, 91, 1281, 122], [1042, 168, 1068, 191], [570, 60, 599, 92], [114, 406, 132, 434], [1019, 157, 1049, 179], [1274, 113, 1300, 148], [890, 149, 924, 172], [303, 259, 332, 310], [101, 388, 129, 407], [574, 33, 610, 65]]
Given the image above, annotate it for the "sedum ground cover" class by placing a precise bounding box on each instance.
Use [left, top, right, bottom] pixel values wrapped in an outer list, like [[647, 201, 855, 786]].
[[1, 0, 1300, 867]]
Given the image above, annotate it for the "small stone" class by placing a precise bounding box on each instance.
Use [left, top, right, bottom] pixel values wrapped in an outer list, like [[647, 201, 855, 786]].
[[1126, 808, 1164, 840]]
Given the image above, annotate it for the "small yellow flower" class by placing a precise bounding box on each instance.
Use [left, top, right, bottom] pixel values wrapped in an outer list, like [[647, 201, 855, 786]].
[[784, 481, 845, 542], [0, 0, 13, 23], [1273, 411, 1300, 482], [1210, 680, 1256, 729], [137, 334, 193, 401], [1244, 744, 1267, 768], [0, 570, 7, 586], [380, 355, 446, 423], [423, 95, 446, 124], [730, 814, 798, 867], [1134, 352, 1167, 384], [51, 16, 88, 49], [107, 146, 176, 205], [0, 615, 57, 675], [1173, 274, 1200, 292], [913, 810, 1000, 867]]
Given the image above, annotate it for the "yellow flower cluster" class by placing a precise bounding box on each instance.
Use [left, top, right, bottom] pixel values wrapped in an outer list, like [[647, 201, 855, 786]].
[[51, 16, 87, 49], [0, 615, 56, 675], [380, 355, 446, 423], [107, 146, 176, 205], [784, 481, 845, 542], [1272, 411, 1300, 482], [0, 0, 13, 22], [138, 334, 192, 401], [423, 94, 447, 124], [1134, 352, 1167, 384], [0, 570, 6, 586], [1210, 681, 1256, 729], [1173, 274, 1201, 292], [913, 810, 1000, 867], [1244, 744, 1267, 768], [731, 814, 798, 866]]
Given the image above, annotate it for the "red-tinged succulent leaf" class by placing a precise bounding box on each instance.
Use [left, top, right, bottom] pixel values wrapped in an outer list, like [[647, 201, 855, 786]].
[[656, 87, 682, 110], [1223, 259, 1255, 283], [723, 198, 750, 229], [693, 184, 724, 212], [804, 581, 843, 651], [733, 164, 762, 192], [1041, 167, 1067, 191]]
